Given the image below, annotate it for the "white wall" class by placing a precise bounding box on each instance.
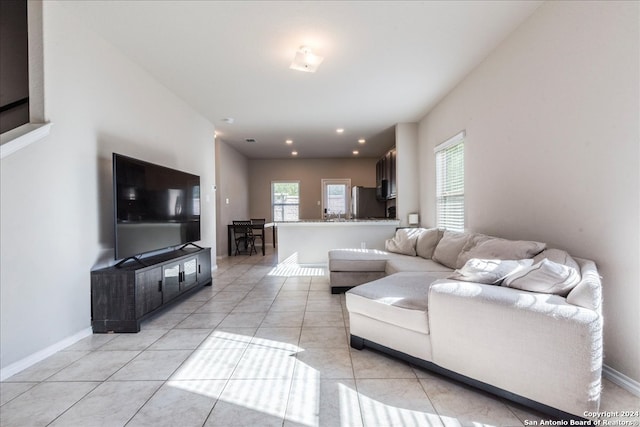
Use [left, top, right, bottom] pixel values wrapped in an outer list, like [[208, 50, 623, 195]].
[[215, 139, 250, 257], [395, 123, 419, 226], [418, 1, 639, 382], [0, 1, 216, 371]]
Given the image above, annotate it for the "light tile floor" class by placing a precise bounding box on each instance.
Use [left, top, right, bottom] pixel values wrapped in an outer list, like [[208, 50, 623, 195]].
[[1, 248, 638, 426]]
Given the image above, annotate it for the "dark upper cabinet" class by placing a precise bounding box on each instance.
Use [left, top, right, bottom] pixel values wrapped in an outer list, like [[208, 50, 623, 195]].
[[376, 147, 396, 200], [388, 148, 397, 199]]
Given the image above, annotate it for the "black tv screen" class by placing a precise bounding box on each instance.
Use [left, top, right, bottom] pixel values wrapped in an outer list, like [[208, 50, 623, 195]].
[[113, 153, 201, 260]]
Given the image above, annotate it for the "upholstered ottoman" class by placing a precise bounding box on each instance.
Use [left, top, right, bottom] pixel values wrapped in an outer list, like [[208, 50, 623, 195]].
[[328, 249, 390, 293], [346, 272, 440, 361]]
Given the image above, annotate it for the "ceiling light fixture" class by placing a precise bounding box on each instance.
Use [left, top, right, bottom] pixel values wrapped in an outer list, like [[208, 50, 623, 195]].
[[291, 151, 298, 156], [290, 45, 324, 73], [352, 150, 359, 155], [285, 139, 293, 145], [358, 139, 366, 144], [336, 128, 344, 134]]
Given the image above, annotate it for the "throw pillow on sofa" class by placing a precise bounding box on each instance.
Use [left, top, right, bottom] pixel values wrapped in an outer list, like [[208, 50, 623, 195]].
[[502, 258, 581, 296], [385, 228, 422, 256], [457, 235, 546, 267], [533, 248, 580, 275], [449, 258, 534, 285], [415, 228, 444, 259]]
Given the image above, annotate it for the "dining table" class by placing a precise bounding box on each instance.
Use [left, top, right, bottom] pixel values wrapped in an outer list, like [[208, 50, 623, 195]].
[[227, 222, 276, 256]]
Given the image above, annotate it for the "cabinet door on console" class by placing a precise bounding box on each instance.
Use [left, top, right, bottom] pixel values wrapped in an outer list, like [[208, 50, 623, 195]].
[[181, 258, 198, 291], [198, 251, 211, 282], [163, 263, 181, 302], [135, 267, 163, 318]]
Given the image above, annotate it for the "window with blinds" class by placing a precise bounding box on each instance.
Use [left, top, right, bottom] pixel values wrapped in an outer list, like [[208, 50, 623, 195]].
[[272, 181, 300, 222], [435, 132, 465, 232]]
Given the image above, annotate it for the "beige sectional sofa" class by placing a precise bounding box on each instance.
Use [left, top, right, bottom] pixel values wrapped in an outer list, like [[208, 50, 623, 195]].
[[329, 228, 603, 420]]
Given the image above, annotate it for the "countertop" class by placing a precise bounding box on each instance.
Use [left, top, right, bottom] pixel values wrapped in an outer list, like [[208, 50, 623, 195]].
[[277, 219, 400, 226]]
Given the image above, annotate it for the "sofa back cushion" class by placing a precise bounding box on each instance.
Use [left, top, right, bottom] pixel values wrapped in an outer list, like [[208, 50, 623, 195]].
[[416, 228, 444, 259], [385, 228, 422, 256], [457, 235, 546, 267], [432, 231, 476, 269]]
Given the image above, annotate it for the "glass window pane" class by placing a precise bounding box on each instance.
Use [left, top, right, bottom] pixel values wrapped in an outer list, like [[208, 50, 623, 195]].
[[326, 184, 346, 214], [272, 181, 299, 221]]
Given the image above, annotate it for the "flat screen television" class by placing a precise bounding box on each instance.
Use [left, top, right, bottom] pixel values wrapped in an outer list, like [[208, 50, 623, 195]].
[[113, 153, 201, 262]]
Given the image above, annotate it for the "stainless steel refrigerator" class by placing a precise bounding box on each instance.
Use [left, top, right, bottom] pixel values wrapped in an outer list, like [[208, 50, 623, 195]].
[[351, 186, 386, 219]]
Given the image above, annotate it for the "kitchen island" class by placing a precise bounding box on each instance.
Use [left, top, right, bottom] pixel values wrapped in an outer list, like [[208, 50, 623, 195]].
[[277, 219, 400, 265]]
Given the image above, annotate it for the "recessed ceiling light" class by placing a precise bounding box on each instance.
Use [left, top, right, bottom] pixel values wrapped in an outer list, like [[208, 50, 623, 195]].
[[336, 128, 344, 134], [285, 139, 293, 145], [291, 151, 298, 156], [290, 46, 324, 73], [352, 150, 359, 155], [358, 139, 366, 144]]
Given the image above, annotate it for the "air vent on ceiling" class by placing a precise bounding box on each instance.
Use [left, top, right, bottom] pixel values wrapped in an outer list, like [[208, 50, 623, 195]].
[[245, 138, 257, 143]]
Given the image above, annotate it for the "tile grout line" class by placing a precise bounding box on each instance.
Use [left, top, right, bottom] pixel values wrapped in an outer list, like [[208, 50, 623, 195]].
[[203, 258, 288, 426]]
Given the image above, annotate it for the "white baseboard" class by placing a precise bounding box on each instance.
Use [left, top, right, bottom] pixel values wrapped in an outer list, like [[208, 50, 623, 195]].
[[603, 364, 640, 397], [0, 327, 93, 381]]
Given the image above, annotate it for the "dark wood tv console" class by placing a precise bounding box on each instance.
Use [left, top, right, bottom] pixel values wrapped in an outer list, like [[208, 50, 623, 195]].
[[91, 247, 212, 333]]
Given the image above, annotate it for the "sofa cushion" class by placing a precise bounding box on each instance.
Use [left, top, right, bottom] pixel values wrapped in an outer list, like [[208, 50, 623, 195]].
[[346, 272, 440, 334], [432, 230, 476, 269], [448, 258, 534, 285], [385, 228, 422, 256], [457, 235, 546, 267], [416, 228, 444, 259], [385, 253, 454, 276], [328, 249, 389, 272], [502, 258, 581, 296]]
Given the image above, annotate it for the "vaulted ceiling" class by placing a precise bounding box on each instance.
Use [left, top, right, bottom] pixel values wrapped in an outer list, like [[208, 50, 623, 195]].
[[61, 1, 542, 158]]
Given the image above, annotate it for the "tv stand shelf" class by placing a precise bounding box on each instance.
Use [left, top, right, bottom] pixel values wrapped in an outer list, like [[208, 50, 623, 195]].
[[91, 247, 211, 333]]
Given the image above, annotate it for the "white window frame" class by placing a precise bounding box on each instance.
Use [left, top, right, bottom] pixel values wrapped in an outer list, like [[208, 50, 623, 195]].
[[321, 178, 351, 219], [434, 131, 465, 232], [271, 180, 300, 222], [0, 1, 51, 159]]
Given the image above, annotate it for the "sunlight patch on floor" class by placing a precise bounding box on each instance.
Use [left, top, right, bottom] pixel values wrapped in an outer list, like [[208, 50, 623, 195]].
[[356, 386, 443, 427], [268, 253, 325, 277], [284, 360, 320, 426], [338, 382, 365, 427], [169, 332, 320, 425], [167, 332, 455, 427]]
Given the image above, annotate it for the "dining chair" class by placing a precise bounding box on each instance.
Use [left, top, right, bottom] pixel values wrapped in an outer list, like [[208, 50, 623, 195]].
[[250, 218, 266, 250], [232, 220, 256, 255]]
